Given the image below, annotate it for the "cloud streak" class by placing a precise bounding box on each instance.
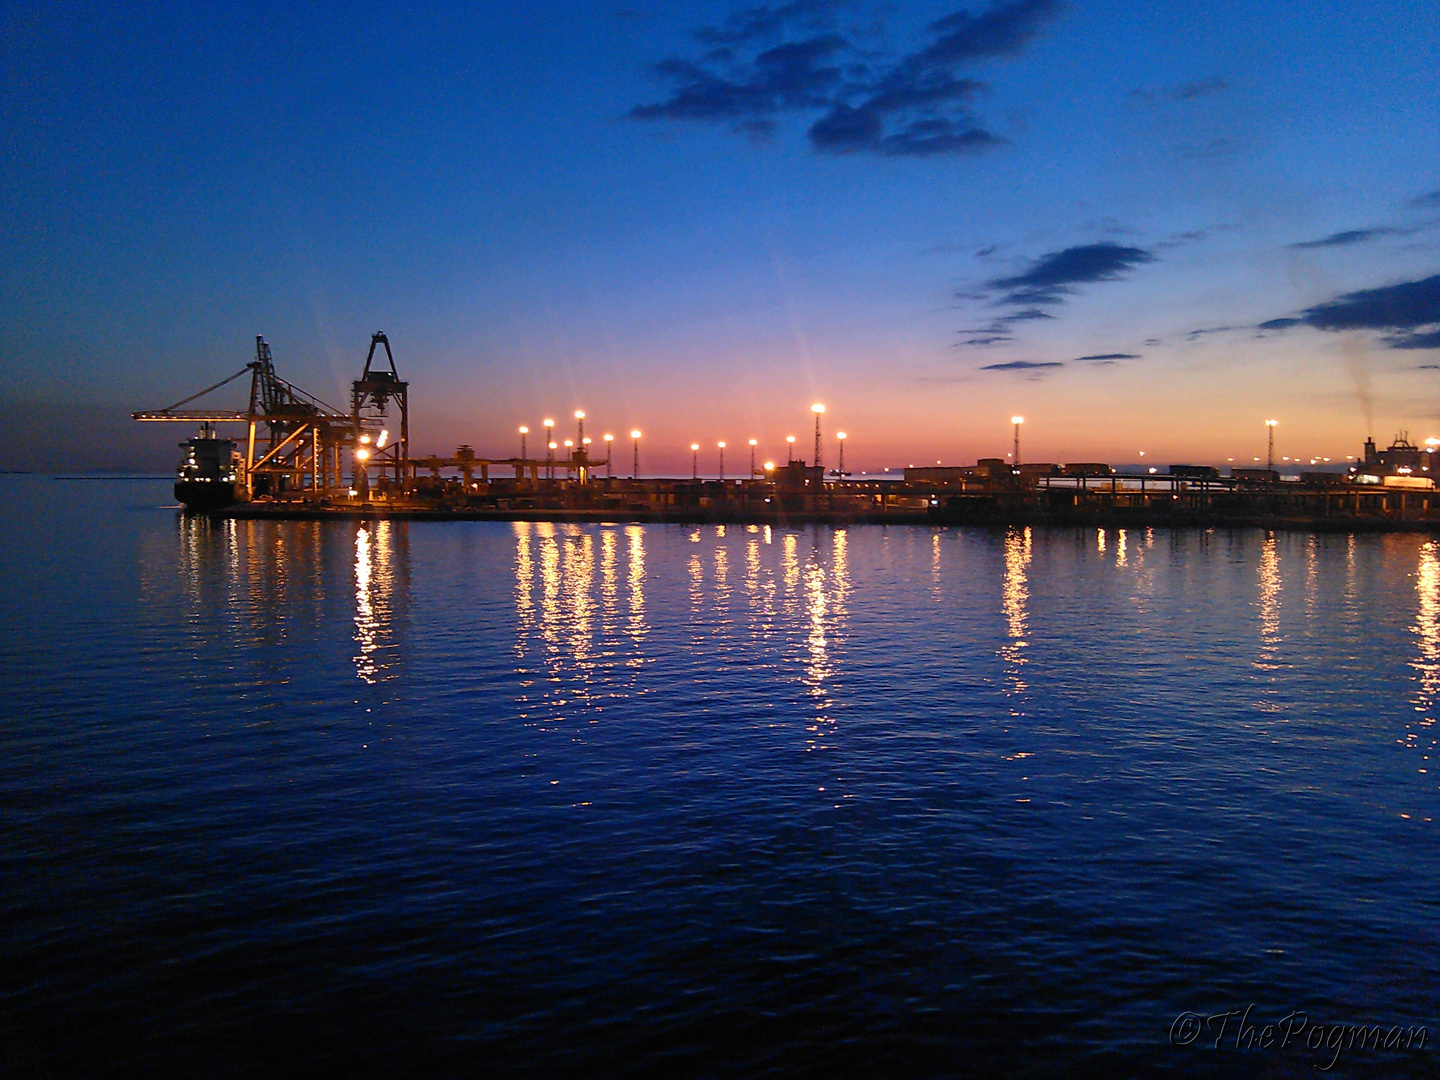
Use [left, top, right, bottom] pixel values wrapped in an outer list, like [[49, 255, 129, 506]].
[[984, 242, 1155, 308], [1289, 226, 1407, 249], [1260, 272, 1440, 351], [955, 241, 1155, 346], [979, 359, 1063, 371], [630, 1, 1065, 157]]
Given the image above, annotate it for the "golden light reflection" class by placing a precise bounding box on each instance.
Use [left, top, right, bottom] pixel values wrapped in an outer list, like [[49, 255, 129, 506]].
[[714, 534, 730, 614], [1096, 528, 1106, 554], [1256, 533, 1282, 671], [353, 522, 396, 684], [511, 523, 646, 710], [1000, 526, 1032, 693], [801, 531, 841, 754], [564, 529, 596, 667], [626, 526, 647, 657], [744, 532, 777, 635], [688, 544, 704, 617], [1412, 541, 1440, 714], [1305, 535, 1319, 617], [600, 528, 620, 646], [931, 529, 943, 601], [1116, 528, 1127, 567]]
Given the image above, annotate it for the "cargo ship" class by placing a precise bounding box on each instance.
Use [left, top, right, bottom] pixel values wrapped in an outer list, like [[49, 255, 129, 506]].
[[175, 424, 243, 510]]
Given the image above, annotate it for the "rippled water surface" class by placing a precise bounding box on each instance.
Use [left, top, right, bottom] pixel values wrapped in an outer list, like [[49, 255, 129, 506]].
[[2, 476, 1438, 1078]]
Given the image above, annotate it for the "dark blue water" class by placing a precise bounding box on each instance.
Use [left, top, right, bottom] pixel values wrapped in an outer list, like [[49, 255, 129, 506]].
[[2, 476, 1437, 1078]]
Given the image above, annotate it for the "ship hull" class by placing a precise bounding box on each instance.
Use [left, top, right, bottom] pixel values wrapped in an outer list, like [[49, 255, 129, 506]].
[[175, 480, 242, 510]]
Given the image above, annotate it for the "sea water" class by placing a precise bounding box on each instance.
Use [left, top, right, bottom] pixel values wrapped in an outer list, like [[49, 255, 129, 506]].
[[2, 476, 1436, 1077]]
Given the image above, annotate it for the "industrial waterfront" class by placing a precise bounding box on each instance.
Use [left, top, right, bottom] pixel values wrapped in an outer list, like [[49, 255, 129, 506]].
[[137, 335, 1440, 531]]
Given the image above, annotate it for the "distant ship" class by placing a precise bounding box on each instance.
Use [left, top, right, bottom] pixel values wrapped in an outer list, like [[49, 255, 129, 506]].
[[175, 424, 243, 509]]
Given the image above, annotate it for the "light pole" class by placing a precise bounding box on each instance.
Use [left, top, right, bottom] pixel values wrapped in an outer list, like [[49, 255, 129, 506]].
[[543, 418, 555, 480], [749, 438, 758, 478], [691, 443, 700, 480], [812, 403, 825, 469], [518, 425, 528, 462], [786, 435, 796, 463], [575, 410, 585, 447], [1011, 416, 1024, 473], [837, 432, 846, 478], [603, 434, 614, 477], [1266, 419, 1278, 474], [631, 430, 641, 479], [564, 439, 574, 479], [718, 441, 726, 482], [582, 438, 592, 484]]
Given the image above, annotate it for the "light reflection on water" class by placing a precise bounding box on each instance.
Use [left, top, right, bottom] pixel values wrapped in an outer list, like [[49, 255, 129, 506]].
[[1000, 526, 1031, 694], [21, 477, 1440, 1078]]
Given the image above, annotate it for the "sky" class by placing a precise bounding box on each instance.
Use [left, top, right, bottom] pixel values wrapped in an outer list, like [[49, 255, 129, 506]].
[[2, 0, 1438, 473]]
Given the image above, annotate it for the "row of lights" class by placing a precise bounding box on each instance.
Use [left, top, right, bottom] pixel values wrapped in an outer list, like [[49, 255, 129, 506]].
[[514, 404, 846, 479], [507, 413, 1385, 479]]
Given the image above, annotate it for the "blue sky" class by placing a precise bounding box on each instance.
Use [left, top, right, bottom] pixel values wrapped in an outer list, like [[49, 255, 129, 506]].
[[2, 0, 1438, 472]]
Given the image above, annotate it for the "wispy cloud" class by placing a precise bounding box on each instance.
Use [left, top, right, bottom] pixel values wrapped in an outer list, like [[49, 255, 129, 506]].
[[984, 242, 1155, 308], [1289, 226, 1408, 249], [1072, 352, 1138, 362], [1259, 272, 1440, 351], [954, 241, 1154, 346], [1409, 190, 1440, 211], [1129, 76, 1228, 103], [630, 1, 1065, 157], [692, 0, 844, 46], [979, 359, 1063, 371]]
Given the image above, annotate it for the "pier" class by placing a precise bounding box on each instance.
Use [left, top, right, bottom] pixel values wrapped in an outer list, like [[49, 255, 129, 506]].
[[135, 334, 1440, 532]]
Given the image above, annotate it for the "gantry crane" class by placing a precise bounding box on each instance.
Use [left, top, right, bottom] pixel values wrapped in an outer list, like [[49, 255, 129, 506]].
[[133, 335, 399, 500]]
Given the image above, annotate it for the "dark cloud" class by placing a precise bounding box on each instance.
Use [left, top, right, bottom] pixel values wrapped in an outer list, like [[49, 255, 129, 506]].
[[630, 1, 1065, 157], [1186, 325, 1235, 340], [1072, 352, 1138, 362], [1289, 227, 1405, 249], [979, 359, 1063, 371], [915, 0, 1064, 64], [983, 242, 1155, 308], [952, 306, 1054, 347], [693, 0, 844, 46], [1258, 273, 1440, 351], [1409, 190, 1440, 210], [1419, 363, 1440, 370], [1130, 76, 1228, 103], [1256, 317, 1301, 332], [630, 36, 849, 127], [1388, 330, 1440, 350]]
